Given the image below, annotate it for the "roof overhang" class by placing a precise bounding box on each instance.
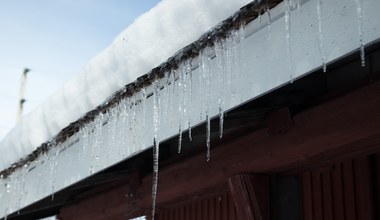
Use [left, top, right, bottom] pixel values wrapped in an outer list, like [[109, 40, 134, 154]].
[[1, 0, 380, 218]]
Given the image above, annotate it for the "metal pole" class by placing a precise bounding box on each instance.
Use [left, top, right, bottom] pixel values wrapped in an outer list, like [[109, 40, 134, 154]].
[[16, 68, 30, 123]]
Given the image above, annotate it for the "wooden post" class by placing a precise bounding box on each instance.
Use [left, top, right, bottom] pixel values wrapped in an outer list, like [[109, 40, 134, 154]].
[[228, 174, 270, 220]]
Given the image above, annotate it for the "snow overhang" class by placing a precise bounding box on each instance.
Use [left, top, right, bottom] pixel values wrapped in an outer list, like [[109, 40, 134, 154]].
[[1, 0, 380, 218]]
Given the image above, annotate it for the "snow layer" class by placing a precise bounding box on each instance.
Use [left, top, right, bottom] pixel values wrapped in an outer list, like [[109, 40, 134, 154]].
[[0, 0, 252, 171]]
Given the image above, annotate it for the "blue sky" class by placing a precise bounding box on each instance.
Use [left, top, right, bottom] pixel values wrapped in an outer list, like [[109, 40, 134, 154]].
[[0, 0, 159, 139]]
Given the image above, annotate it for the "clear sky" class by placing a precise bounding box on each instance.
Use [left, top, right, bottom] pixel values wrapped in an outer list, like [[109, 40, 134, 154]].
[[0, 0, 160, 139]]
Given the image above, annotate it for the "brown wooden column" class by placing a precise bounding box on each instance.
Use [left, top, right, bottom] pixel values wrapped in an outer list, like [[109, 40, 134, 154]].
[[228, 174, 270, 220]]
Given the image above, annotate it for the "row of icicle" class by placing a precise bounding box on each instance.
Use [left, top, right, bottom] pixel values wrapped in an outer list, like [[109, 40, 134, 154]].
[[0, 0, 367, 219]]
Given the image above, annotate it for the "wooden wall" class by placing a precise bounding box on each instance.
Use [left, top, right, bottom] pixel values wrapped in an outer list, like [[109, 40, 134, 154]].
[[58, 82, 380, 220]]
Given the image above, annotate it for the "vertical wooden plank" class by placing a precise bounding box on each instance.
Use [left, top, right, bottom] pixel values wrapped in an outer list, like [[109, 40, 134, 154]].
[[312, 170, 323, 220], [250, 175, 270, 220], [228, 174, 270, 220], [228, 174, 255, 219], [303, 171, 313, 220], [210, 197, 215, 220], [176, 206, 180, 220], [353, 156, 374, 220], [342, 160, 357, 220], [196, 198, 202, 220], [222, 193, 229, 220], [202, 198, 208, 220], [322, 171, 333, 220], [331, 163, 345, 220], [376, 154, 380, 220], [189, 203, 194, 220], [215, 195, 221, 220], [228, 192, 235, 220]]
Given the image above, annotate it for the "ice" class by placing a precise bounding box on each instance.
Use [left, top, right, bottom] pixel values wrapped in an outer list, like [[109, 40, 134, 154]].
[[141, 88, 147, 149], [214, 40, 225, 139], [284, 0, 294, 82], [177, 62, 187, 154], [199, 47, 213, 161], [354, 0, 365, 67], [152, 78, 161, 220], [186, 60, 193, 142], [50, 147, 60, 201], [266, 7, 272, 40], [317, 0, 327, 72], [162, 72, 171, 131], [169, 70, 176, 129]]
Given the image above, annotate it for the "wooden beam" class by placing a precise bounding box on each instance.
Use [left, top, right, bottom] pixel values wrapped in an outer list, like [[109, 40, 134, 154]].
[[228, 174, 270, 220], [266, 107, 293, 135], [59, 82, 380, 219]]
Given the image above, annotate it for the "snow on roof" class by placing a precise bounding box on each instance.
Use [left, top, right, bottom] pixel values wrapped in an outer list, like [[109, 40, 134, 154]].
[[0, 0, 258, 173]]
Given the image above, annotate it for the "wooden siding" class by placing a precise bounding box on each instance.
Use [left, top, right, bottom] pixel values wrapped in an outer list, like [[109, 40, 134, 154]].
[[156, 191, 237, 220], [302, 156, 375, 220]]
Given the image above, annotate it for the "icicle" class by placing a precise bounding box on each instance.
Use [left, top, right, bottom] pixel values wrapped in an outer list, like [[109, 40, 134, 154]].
[[258, 11, 262, 23], [354, 0, 365, 67], [178, 63, 185, 154], [152, 78, 161, 220], [91, 113, 104, 174], [238, 24, 246, 103], [284, 0, 294, 82], [296, 0, 302, 25], [186, 60, 193, 141], [162, 72, 170, 130], [80, 124, 90, 162], [120, 98, 129, 158], [199, 55, 205, 121], [296, 0, 301, 10], [110, 107, 118, 154], [317, 0, 327, 72], [225, 34, 233, 108], [141, 87, 147, 149], [231, 29, 240, 105], [201, 47, 213, 161], [1, 174, 11, 220], [131, 95, 137, 147], [51, 147, 59, 201], [266, 7, 272, 40], [169, 70, 176, 129], [17, 165, 27, 214], [3, 175, 10, 220], [215, 40, 225, 139]]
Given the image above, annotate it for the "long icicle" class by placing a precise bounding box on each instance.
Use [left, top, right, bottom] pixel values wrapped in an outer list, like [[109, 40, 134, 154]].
[[215, 40, 225, 139], [152, 77, 161, 220], [205, 48, 212, 162], [187, 59, 193, 141], [178, 64, 184, 154]]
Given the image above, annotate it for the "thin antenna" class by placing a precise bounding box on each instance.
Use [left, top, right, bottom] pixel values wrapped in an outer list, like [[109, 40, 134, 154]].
[[16, 68, 30, 123]]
